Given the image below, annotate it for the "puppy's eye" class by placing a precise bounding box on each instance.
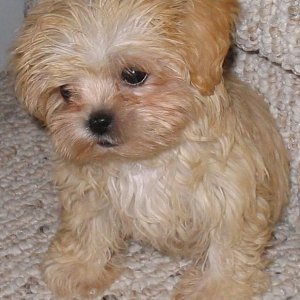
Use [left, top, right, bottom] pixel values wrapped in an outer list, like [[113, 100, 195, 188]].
[[59, 85, 72, 102], [121, 68, 148, 86]]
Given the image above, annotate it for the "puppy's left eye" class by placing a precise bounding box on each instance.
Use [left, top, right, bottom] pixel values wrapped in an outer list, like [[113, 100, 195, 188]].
[[59, 85, 72, 102], [121, 68, 148, 86]]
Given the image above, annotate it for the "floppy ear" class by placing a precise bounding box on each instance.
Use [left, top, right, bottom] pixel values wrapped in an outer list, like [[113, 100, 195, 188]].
[[9, 4, 51, 122], [9, 0, 73, 122], [183, 0, 239, 95]]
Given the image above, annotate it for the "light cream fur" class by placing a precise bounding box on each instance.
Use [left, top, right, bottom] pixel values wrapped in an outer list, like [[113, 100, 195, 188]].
[[10, 0, 289, 299]]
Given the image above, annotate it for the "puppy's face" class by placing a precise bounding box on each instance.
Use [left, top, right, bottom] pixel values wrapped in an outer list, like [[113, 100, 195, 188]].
[[11, 0, 238, 162]]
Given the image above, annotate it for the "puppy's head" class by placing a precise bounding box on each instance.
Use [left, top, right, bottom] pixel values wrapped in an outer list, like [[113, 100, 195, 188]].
[[11, 0, 238, 162]]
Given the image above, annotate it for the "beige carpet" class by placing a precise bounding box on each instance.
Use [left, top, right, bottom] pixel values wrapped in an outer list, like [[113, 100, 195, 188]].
[[1, 46, 300, 299], [236, 0, 300, 75]]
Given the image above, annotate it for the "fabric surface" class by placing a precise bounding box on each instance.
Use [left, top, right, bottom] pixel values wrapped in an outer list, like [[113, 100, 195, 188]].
[[235, 0, 300, 75], [24, 0, 38, 16], [1, 47, 300, 299]]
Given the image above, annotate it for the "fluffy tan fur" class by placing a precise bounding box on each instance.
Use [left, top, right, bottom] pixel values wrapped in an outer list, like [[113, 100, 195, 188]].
[[10, 0, 289, 299]]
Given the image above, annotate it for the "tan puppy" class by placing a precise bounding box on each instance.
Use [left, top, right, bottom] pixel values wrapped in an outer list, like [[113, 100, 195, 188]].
[[11, 0, 289, 299]]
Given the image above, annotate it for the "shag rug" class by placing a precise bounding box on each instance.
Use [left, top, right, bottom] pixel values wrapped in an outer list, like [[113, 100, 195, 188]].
[[1, 46, 300, 300]]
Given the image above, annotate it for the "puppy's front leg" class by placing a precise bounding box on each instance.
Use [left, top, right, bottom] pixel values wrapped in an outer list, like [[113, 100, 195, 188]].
[[43, 173, 124, 298]]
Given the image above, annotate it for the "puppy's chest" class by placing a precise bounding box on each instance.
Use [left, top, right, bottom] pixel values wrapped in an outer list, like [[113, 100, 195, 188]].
[[107, 163, 194, 243]]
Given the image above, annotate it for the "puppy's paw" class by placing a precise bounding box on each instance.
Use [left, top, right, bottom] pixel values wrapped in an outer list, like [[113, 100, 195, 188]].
[[42, 255, 122, 298], [172, 267, 258, 300]]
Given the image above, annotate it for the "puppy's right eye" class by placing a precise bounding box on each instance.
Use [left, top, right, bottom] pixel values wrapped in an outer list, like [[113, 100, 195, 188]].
[[60, 85, 72, 102], [121, 68, 148, 86]]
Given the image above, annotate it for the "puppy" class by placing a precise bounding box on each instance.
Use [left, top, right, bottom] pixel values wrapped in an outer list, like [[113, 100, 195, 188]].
[[11, 0, 289, 299]]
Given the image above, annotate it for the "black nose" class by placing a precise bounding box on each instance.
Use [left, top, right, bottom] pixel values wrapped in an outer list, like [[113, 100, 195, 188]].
[[88, 112, 113, 136]]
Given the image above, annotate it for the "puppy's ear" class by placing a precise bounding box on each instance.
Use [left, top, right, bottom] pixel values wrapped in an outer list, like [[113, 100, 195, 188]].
[[9, 9, 50, 122], [182, 0, 239, 95], [9, 1, 65, 122]]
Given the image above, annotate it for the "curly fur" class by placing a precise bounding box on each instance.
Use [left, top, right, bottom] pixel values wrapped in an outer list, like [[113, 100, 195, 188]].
[[10, 0, 289, 299]]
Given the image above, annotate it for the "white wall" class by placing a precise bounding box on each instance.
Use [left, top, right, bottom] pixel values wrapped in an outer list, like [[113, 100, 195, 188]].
[[0, 0, 24, 71]]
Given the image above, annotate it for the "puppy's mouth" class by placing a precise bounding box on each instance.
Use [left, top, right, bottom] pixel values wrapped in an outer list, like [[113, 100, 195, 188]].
[[94, 134, 120, 148], [97, 139, 118, 148]]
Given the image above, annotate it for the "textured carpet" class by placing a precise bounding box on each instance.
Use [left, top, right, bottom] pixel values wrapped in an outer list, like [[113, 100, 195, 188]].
[[1, 46, 300, 299], [236, 0, 300, 75]]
